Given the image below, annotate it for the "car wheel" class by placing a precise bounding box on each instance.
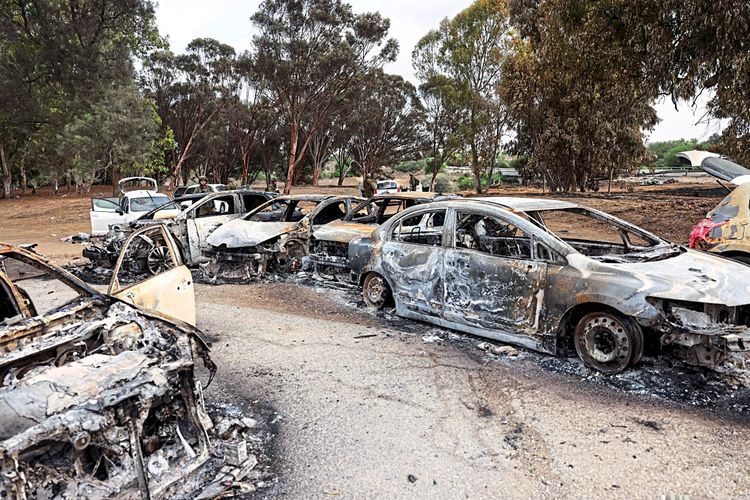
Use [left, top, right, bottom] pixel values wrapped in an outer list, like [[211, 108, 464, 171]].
[[362, 273, 392, 309], [574, 311, 642, 374], [147, 245, 173, 275]]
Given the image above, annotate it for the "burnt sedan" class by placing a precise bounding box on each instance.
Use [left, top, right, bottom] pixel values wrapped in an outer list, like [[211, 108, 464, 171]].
[[204, 194, 364, 278], [309, 192, 459, 276], [349, 197, 750, 374]]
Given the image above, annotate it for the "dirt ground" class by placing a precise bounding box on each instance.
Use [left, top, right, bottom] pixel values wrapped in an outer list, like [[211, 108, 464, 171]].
[[3, 179, 750, 498]]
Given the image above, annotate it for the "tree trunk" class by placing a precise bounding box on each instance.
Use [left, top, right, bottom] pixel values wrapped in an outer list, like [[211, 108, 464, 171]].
[[284, 124, 300, 195], [0, 142, 11, 198], [20, 164, 27, 195], [311, 160, 321, 186]]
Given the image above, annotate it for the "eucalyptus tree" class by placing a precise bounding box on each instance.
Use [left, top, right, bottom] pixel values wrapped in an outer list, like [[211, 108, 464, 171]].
[[251, 0, 398, 194], [348, 70, 424, 180]]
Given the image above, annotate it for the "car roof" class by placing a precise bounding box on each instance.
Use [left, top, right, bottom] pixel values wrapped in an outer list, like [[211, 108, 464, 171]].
[[461, 196, 579, 211], [274, 194, 338, 202]]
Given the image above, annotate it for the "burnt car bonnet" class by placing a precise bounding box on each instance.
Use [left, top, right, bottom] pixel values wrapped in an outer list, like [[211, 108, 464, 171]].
[[206, 218, 299, 248], [569, 249, 750, 307]]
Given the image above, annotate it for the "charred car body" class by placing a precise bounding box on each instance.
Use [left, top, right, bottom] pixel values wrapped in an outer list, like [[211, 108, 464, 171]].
[[0, 228, 258, 498], [84, 190, 276, 274], [205, 194, 364, 278], [690, 156, 750, 264], [350, 197, 750, 374], [309, 192, 459, 276]]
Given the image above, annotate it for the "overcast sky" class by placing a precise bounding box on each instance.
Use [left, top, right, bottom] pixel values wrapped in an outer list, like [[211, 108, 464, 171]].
[[155, 0, 724, 144]]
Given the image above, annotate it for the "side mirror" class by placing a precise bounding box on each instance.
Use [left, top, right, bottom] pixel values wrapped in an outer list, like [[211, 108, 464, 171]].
[[116, 209, 124, 216], [180, 202, 191, 210]]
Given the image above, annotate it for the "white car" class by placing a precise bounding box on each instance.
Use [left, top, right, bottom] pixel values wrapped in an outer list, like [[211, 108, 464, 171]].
[[89, 177, 174, 235], [173, 183, 226, 198], [375, 180, 400, 195]]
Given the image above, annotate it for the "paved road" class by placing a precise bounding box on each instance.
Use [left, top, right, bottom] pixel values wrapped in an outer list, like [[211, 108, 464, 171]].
[[197, 282, 750, 499]]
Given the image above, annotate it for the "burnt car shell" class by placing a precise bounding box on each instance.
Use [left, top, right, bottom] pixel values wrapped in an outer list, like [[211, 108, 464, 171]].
[[310, 192, 460, 275], [351, 197, 750, 376], [204, 194, 364, 278]]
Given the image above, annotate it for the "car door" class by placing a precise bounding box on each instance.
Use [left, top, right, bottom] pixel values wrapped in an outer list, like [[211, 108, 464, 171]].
[[443, 208, 547, 341], [381, 208, 447, 319], [186, 195, 241, 262], [90, 198, 126, 235], [108, 225, 196, 325]]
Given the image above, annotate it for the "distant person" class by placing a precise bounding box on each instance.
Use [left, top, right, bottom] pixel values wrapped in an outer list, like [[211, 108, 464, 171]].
[[270, 179, 280, 193], [197, 176, 210, 193], [363, 176, 376, 198], [409, 174, 419, 192]]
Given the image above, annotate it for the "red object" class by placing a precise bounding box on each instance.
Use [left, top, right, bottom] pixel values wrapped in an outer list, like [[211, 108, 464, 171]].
[[690, 218, 726, 248]]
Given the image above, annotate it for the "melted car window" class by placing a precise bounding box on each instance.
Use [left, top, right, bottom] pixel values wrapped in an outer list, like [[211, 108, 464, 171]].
[[0, 256, 84, 318], [455, 212, 531, 259], [313, 202, 347, 225], [196, 196, 235, 218], [392, 210, 445, 246]]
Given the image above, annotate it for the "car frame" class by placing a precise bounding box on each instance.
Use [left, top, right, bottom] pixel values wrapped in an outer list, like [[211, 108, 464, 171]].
[[204, 194, 364, 278], [309, 192, 460, 276], [0, 229, 235, 497], [350, 197, 750, 374]]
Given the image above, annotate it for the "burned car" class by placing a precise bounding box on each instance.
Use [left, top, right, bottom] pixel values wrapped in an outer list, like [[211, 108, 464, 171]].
[[350, 197, 750, 375], [690, 156, 750, 264], [309, 192, 458, 276], [84, 190, 276, 273], [0, 228, 258, 497], [204, 194, 364, 278]]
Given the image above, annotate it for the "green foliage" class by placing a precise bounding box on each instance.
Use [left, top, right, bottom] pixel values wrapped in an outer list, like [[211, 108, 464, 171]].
[[457, 175, 475, 191], [427, 173, 455, 193], [395, 159, 431, 173], [502, 0, 658, 191]]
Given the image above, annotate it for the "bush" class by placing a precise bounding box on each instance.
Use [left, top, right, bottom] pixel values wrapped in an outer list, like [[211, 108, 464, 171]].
[[430, 173, 455, 193], [457, 175, 475, 191], [395, 158, 430, 174]]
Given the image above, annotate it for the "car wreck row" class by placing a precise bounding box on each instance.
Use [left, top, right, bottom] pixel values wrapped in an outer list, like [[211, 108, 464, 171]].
[[80, 177, 750, 378]]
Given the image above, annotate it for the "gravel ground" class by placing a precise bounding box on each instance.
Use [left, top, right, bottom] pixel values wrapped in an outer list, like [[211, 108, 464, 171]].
[[197, 282, 750, 499]]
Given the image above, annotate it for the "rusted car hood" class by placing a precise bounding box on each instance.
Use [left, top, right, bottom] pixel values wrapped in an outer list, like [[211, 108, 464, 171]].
[[314, 221, 376, 244], [207, 218, 300, 248], [576, 249, 750, 307]]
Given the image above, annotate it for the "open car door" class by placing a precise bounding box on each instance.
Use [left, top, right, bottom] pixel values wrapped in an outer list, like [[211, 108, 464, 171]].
[[108, 225, 197, 325], [90, 197, 125, 235]]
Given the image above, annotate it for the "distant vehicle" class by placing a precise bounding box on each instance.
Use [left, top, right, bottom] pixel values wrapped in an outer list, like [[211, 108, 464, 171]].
[[89, 177, 173, 236], [375, 180, 400, 195], [172, 183, 226, 198]]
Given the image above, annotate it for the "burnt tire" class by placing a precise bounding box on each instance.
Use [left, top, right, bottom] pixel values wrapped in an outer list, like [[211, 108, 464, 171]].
[[574, 311, 643, 374], [362, 273, 392, 310]]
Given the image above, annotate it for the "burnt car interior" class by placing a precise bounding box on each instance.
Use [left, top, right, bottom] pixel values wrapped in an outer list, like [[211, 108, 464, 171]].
[[195, 195, 234, 217], [350, 198, 420, 225], [528, 208, 681, 262], [455, 212, 532, 259], [392, 210, 445, 246], [249, 200, 320, 223], [313, 201, 348, 225]]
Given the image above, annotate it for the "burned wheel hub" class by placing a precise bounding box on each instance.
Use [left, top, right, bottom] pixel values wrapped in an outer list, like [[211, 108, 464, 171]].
[[147, 245, 172, 275], [574, 312, 636, 374], [363, 274, 391, 309]]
